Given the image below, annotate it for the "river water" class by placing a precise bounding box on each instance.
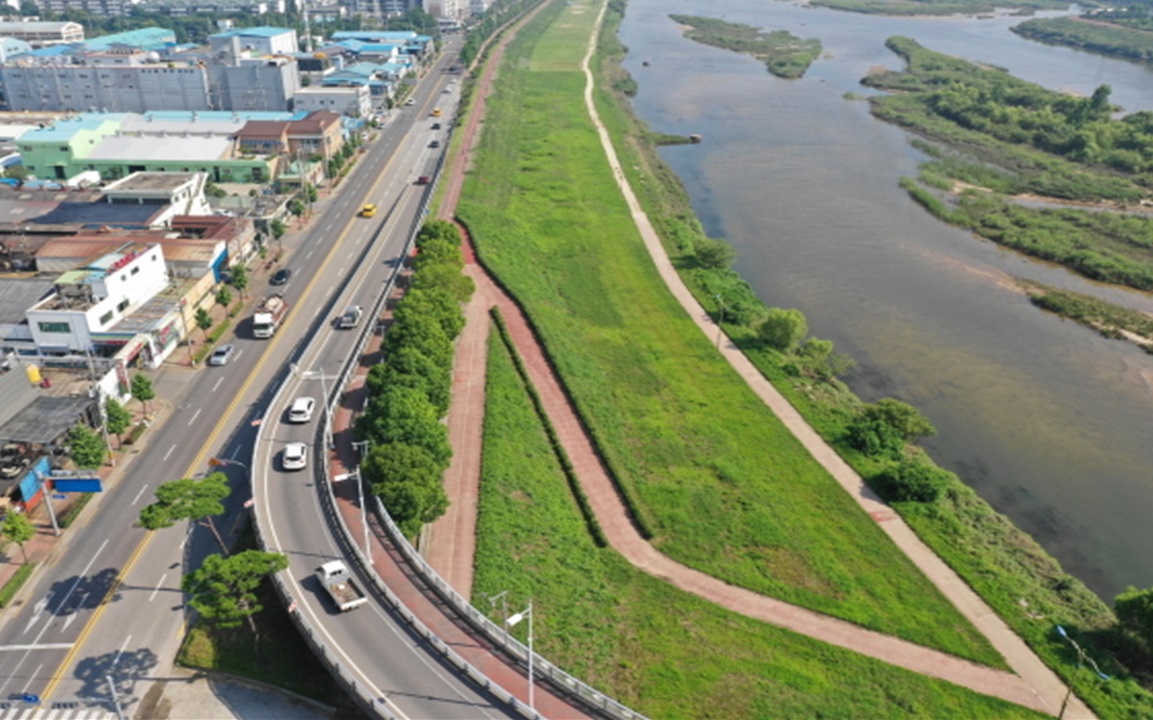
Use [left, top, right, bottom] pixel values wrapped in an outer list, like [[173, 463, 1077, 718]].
[[618, 0, 1153, 600]]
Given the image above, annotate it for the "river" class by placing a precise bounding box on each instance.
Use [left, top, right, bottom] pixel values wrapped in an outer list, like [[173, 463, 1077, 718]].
[[618, 0, 1153, 600]]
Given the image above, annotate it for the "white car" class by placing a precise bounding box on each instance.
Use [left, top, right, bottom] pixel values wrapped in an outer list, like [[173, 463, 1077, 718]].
[[288, 397, 316, 423], [282, 442, 308, 471]]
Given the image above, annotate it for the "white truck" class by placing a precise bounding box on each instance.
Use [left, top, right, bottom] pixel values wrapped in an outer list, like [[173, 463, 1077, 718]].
[[252, 294, 288, 338], [315, 561, 367, 612]]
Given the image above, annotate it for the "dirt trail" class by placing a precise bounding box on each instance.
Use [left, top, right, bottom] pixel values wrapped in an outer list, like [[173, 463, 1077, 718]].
[[428, 0, 1092, 716]]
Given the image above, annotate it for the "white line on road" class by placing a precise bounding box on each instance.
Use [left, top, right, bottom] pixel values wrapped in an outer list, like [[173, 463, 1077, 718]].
[[336, 266, 344, 276], [187, 408, 201, 426], [148, 575, 166, 603], [234, 349, 243, 362], [212, 376, 224, 392], [23, 593, 54, 635], [130, 484, 149, 506], [113, 635, 131, 668], [0, 643, 74, 651], [61, 592, 89, 632], [306, 250, 314, 259], [162, 444, 176, 462]]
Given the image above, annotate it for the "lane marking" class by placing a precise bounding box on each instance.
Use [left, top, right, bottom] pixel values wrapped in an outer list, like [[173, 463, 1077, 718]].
[[161, 444, 176, 462], [212, 377, 225, 392], [23, 593, 53, 635], [112, 635, 131, 668], [41, 81, 412, 705], [130, 484, 149, 506], [148, 575, 166, 603], [0, 643, 74, 652], [61, 593, 88, 632], [234, 350, 243, 362], [187, 409, 201, 426]]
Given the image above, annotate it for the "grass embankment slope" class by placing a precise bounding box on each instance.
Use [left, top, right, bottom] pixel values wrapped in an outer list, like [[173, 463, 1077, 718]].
[[668, 15, 821, 80], [457, 0, 999, 664], [474, 315, 1041, 718]]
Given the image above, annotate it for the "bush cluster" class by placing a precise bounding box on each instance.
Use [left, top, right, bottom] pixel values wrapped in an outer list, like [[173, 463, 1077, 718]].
[[356, 221, 473, 537]]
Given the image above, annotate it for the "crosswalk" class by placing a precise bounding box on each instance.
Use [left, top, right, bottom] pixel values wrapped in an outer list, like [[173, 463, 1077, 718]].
[[0, 707, 117, 720]]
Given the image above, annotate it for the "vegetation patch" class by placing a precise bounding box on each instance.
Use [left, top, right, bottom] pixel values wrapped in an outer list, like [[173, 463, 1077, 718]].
[[0, 563, 35, 608], [1012, 14, 1153, 66], [668, 15, 821, 79], [458, 0, 1000, 664], [473, 325, 1043, 718], [58, 493, 95, 529], [1018, 278, 1153, 351], [806, 0, 1071, 15]]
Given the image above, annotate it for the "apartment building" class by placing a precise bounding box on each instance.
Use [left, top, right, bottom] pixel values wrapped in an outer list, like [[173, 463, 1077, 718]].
[[0, 21, 84, 48]]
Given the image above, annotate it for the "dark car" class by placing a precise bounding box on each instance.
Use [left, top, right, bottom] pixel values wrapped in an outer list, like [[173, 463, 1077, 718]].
[[270, 268, 292, 285], [416, 175, 430, 185], [429, 140, 440, 149], [431, 122, 441, 130]]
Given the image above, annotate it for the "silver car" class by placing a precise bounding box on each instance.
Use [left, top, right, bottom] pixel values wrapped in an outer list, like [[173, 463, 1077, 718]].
[[208, 344, 235, 366], [282, 443, 308, 471]]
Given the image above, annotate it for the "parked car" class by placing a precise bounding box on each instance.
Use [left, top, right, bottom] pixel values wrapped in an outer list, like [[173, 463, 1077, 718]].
[[270, 268, 292, 285], [208, 344, 235, 366], [282, 442, 308, 471], [288, 397, 316, 423]]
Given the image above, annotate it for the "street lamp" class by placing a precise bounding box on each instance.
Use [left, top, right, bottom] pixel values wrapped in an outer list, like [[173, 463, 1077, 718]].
[[299, 367, 337, 449], [334, 468, 372, 564], [479, 590, 510, 646], [1055, 624, 1110, 720], [506, 599, 534, 712]]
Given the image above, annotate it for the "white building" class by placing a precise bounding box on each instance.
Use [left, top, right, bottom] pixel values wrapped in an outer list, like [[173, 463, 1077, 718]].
[[103, 171, 213, 225], [0, 21, 84, 48], [208, 26, 299, 61], [292, 85, 371, 118], [27, 241, 169, 354]]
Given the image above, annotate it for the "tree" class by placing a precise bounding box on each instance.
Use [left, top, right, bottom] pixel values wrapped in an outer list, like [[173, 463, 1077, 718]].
[[357, 385, 452, 465], [68, 423, 107, 469], [759, 307, 808, 353], [694, 236, 736, 269], [230, 263, 249, 299], [363, 443, 449, 536], [394, 287, 464, 340], [864, 398, 936, 442], [216, 286, 232, 309], [269, 219, 287, 242], [194, 307, 213, 340], [1, 512, 35, 563], [288, 198, 305, 217], [104, 398, 131, 446], [873, 458, 952, 503], [131, 373, 155, 415], [1116, 585, 1153, 650], [139, 473, 232, 554], [182, 550, 288, 641]]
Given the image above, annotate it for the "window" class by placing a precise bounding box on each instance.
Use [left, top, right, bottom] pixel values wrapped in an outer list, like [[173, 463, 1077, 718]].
[[117, 299, 129, 312], [130, 266, 140, 275], [38, 321, 70, 333], [99, 311, 113, 325]]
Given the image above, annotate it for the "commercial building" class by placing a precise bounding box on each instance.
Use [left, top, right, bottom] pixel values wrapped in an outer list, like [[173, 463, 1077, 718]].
[[36, 0, 136, 16], [0, 21, 84, 48], [292, 85, 371, 119]]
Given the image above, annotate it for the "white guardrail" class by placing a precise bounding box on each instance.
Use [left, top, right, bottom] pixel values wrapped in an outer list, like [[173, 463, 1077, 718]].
[[250, 132, 649, 720]]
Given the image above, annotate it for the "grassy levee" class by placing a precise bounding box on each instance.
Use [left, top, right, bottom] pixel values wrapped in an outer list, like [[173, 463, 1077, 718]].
[[585, 6, 1153, 718], [457, 0, 1002, 665], [475, 321, 1045, 718]]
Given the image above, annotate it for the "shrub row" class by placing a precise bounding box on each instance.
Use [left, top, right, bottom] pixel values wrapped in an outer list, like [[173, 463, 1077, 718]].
[[0, 563, 35, 608], [356, 220, 473, 537]]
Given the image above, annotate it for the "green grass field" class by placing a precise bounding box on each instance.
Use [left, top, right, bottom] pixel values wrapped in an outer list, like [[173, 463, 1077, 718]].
[[474, 320, 1044, 718], [457, 0, 1001, 664]]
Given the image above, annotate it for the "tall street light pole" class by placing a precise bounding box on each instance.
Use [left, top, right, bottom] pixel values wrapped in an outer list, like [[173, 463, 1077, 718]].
[[507, 599, 534, 712], [352, 438, 373, 565], [299, 367, 336, 450], [334, 468, 372, 564]]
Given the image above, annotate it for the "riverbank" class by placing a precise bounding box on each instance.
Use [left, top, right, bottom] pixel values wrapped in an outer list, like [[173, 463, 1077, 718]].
[[599, 8, 1153, 720], [668, 15, 821, 79], [1012, 15, 1153, 67]]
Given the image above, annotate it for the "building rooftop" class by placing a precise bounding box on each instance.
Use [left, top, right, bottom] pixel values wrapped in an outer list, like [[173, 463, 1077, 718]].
[[104, 172, 199, 193], [209, 26, 293, 40], [23, 200, 161, 229], [331, 30, 417, 42], [83, 27, 177, 52], [36, 237, 125, 263], [22, 115, 123, 143], [0, 395, 95, 445], [88, 134, 233, 162], [0, 21, 81, 33], [0, 277, 55, 324]]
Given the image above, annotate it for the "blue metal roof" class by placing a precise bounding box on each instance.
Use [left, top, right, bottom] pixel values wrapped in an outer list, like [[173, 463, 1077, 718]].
[[84, 27, 176, 52], [331, 30, 417, 42], [23, 115, 124, 142], [210, 26, 293, 39]]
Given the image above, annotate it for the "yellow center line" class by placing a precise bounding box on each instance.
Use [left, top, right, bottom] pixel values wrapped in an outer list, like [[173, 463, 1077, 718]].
[[41, 136, 403, 704]]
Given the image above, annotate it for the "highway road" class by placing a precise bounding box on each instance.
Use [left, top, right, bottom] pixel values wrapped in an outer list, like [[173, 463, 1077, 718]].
[[0, 36, 512, 719]]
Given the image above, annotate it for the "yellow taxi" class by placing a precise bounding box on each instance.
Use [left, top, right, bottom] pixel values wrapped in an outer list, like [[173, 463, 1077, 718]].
[[360, 203, 377, 218]]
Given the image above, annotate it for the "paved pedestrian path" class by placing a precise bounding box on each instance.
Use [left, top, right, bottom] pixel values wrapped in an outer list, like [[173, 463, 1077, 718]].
[[422, 0, 1095, 716]]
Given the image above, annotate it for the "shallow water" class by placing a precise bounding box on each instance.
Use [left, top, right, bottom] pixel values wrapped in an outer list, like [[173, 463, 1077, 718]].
[[619, 0, 1153, 599]]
